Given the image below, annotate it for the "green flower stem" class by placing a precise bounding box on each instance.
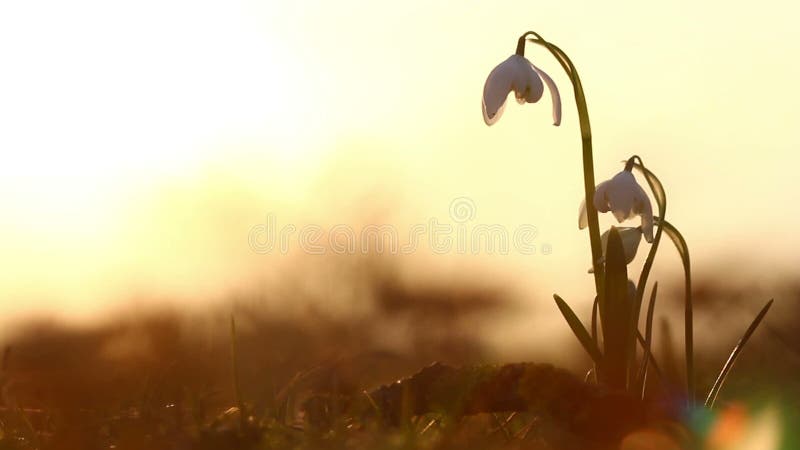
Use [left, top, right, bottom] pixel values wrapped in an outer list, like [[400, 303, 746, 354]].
[[632, 161, 695, 406], [521, 32, 604, 297], [637, 282, 658, 398], [656, 217, 694, 407], [628, 157, 667, 395]]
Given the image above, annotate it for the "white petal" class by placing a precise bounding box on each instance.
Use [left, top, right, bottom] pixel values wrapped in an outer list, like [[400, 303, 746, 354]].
[[589, 227, 643, 273], [599, 226, 643, 266], [531, 63, 562, 126], [593, 169, 655, 238], [639, 196, 654, 243], [483, 94, 508, 125], [632, 181, 650, 213], [612, 208, 631, 223], [619, 227, 643, 263], [611, 170, 638, 188], [482, 56, 517, 125], [482, 55, 533, 126], [593, 180, 611, 213], [606, 171, 639, 222], [628, 175, 654, 242], [578, 199, 588, 229], [519, 59, 544, 104]]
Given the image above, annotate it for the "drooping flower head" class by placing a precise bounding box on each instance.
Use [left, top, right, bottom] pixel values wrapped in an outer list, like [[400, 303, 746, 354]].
[[482, 34, 561, 126], [579, 160, 654, 243]]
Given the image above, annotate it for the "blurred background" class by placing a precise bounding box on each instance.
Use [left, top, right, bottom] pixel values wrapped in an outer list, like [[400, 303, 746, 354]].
[[1, 0, 798, 342], [0, 0, 799, 447]]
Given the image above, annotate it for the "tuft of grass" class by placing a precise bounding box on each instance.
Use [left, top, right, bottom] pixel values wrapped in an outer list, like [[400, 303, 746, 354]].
[[705, 299, 774, 409]]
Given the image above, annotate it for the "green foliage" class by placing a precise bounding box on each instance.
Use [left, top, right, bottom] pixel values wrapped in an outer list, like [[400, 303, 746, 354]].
[[601, 227, 633, 390], [554, 144, 774, 419], [553, 294, 603, 366], [705, 299, 774, 409]]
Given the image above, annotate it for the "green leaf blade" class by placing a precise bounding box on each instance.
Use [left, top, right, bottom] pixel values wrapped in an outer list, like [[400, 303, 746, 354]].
[[553, 294, 603, 367], [705, 299, 774, 409], [602, 227, 631, 390]]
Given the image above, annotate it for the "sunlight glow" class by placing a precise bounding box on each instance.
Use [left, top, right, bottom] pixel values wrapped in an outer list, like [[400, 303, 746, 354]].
[[1, 0, 800, 316]]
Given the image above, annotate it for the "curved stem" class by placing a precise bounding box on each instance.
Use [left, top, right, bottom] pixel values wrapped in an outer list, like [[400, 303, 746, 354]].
[[630, 158, 666, 313], [523, 33, 603, 296], [637, 282, 658, 399], [655, 217, 694, 406], [628, 157, 666, 391]]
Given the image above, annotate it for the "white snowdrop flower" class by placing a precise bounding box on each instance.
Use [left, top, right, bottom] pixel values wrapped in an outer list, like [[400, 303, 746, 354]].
[[579, 169, 654, 243], [482, 54, 561, 126], [588, 227, 644, 273]]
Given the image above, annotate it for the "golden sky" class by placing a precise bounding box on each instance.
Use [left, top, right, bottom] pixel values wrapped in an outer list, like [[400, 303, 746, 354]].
[[1, 0, 799, 323]]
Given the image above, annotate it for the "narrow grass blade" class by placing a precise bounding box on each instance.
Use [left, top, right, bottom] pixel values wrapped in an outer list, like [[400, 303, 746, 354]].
[[636, 283, 658, 398], [362, 390, 382, 415], [657, 218, 694, 404], [636, 331, 665, 383], [602, 227, 631, 390], [275, 371, 307, 423], [705, 299, 774, 409], [554, 294, 603, 366]]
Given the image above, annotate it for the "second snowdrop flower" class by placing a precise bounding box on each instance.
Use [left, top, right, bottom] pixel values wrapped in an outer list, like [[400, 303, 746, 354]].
[[579, 166, 654, 243]]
